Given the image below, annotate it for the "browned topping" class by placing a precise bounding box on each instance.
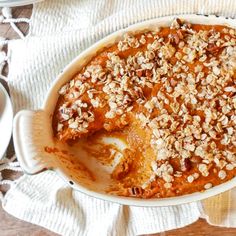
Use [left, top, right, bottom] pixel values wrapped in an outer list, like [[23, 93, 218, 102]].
[[53, 19, 236, 199]]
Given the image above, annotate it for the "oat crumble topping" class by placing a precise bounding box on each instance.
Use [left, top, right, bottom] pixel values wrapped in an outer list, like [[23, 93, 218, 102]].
[[53, 19, 236, 198]]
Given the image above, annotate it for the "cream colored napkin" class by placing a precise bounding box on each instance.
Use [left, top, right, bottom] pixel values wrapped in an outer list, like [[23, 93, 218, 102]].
[[3, 171, 201, 235], [3, 0, 236, 235]]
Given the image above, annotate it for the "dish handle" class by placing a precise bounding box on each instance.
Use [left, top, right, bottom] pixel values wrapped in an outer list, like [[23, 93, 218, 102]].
[[13, 110, 53, 174]]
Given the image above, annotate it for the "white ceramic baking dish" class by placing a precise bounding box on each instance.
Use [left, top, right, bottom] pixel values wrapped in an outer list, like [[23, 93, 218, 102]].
[[13, 14, 236, 206], [0, 0, 43, 7], [0, 82, 13, 159]]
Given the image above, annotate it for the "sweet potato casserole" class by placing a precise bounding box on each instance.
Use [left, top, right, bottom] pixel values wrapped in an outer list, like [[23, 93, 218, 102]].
[[53, 19, 236, 198]]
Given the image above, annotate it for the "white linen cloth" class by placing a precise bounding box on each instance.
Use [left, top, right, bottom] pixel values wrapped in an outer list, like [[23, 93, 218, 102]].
[[2, 0, 236, 235]]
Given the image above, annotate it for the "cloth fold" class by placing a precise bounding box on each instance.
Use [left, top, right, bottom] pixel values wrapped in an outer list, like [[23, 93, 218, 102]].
[[3, 0, 236, 235]]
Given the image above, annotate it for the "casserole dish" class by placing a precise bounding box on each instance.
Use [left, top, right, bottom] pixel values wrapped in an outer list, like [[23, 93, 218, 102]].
[[0, 0, 43, 7], [13, 14, 236, 206], [0, 82, 13, 159]]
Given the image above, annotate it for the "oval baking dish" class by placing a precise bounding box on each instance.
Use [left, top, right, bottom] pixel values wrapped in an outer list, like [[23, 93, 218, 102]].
[[13, 14, 236, 206]]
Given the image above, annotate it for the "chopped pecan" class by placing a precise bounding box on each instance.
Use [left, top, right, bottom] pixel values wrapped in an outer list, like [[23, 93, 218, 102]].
[[206, 43, 220, 54], [130, 186, 143, 196], [190, 156, 202, 164], [170, 18, 182, 29], [145, 69, 152, 77], [169, 33, 180, 45], [182, 158, 192, 171], [169, 30, 184, 45]]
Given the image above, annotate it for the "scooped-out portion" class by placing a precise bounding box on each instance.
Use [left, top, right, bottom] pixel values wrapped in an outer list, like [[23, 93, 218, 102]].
[[53, 19, 236, 198]]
